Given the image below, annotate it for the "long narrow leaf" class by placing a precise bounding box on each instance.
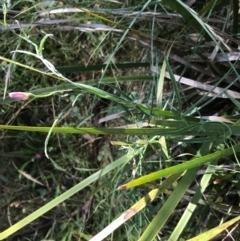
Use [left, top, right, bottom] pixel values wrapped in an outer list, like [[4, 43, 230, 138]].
[[90, 173, 182, 241], [0, 153, 134, 240], [169, 142, 215, 240], [138, 167, 199, 241], [161, 0, 219, 41], [1, 122, 240, 135], [118, 144, 240, 189], [187, 216, 240, 241]]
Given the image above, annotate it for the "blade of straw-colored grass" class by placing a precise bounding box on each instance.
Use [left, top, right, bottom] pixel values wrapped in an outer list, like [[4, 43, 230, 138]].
[[70, 4, 118, 26], [90, 173, 182, 241], [118, 144, 240, 189], [37, 6, 182, 18], [138, 167, 199, 241], [0, 19, 78, 30], [187, 215, 240, 241], [0, 153, 135, 240], [169, 142, 215, 240], [164, 72, 240, 99]]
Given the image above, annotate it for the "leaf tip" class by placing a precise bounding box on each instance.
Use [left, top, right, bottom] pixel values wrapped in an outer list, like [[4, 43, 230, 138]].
[[117, 185, 127, 190]]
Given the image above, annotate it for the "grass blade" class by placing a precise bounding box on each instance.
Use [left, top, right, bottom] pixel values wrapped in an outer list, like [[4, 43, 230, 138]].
[[138, 167, 199, 241], [0, 153, 134, 240], [90, 173, 182, 241], [187, 216, 240, 241], [169, 142, 215, 240], [118, 144, 240, 189]]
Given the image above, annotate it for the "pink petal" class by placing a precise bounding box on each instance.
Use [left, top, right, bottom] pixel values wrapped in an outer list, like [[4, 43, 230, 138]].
[[9, 92, 30, 100]]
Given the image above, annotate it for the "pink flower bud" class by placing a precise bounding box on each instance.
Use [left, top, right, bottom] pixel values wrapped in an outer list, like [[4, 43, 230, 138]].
[[9, 92, 31, 100], [35, 153, 41, 160]]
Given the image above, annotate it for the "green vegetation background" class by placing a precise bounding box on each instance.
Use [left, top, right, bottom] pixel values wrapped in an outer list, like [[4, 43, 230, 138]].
[[0, 0, 240, 240]]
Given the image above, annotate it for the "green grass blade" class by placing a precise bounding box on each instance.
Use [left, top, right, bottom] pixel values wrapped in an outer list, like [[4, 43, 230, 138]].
[[161, 0, 217, 41], [187, 216, 240, 241], [1, 120, 240, 136], [0, 74, 153, 105], [56, 62, 151, 73], [138, 167, 199, 241], [118, 144, 240, 189], [169, 143, 215, 240], [0, 153, 134, 240], [91, 173, 183, 241]]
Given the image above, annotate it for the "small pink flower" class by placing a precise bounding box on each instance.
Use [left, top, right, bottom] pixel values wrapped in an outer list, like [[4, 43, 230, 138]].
[[9, 92, 31, 100], [35, 153, 41, 160]]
